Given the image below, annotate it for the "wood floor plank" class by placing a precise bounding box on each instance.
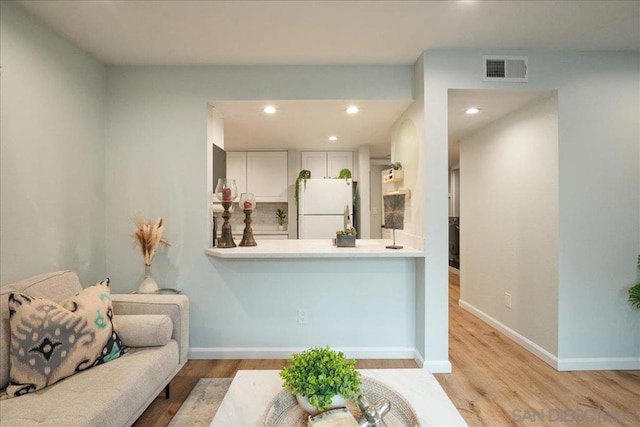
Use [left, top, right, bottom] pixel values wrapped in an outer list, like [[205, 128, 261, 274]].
[[237, 359, 287, 371], [136, 271, 639, 426], [133, 376, 199, 427], [355, 359, 417, 369], [434, 272, 640, 427]]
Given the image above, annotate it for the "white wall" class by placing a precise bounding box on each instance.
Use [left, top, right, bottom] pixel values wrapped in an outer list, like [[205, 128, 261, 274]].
[[389, 103, 426, 247], [460, 94, 559, 355], [104, 65, 419, 355], [418, 54, 450, 370], [0, 2, 107, 286], [555, 53, 639, 369], [357, 145, 371, 239], [423, 49, 639, 369], [206, 104, 225, 196], [369, 164, 385, 239], [207, 106, 225, 150], [7, 4, 636, 369]]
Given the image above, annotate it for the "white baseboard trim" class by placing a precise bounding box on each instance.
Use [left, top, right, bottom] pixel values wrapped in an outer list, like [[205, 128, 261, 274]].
[[413, 349, 425, 368], [413, 348, 452, 373], [459, 299, 559, 369], [556, 357, 640, 371], [189, 346, 416, 360], [423, 359, 452, 374], [459, 300, 640, 371]]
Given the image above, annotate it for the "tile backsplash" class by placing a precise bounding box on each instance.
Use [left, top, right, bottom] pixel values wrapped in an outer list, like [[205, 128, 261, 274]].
[[216, 202, 288, 228]]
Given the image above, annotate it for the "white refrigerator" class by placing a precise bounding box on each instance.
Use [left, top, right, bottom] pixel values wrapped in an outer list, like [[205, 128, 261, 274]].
[[298, 179, 353, 239]]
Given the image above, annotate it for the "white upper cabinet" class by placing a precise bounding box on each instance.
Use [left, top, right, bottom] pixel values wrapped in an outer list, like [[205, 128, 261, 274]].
[[327, 152, 353, 178], [246, 152, 288, 202], [301, 151, 353, 179], [300, 152, 328, 179], [227, 151, 288, 202], [226, 152, 247, 198]]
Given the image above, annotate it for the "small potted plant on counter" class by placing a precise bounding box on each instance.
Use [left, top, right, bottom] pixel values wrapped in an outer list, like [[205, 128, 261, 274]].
[[336, 227, 357, 247], [280, 346, 361, 415], [276, 208, 287, 231]]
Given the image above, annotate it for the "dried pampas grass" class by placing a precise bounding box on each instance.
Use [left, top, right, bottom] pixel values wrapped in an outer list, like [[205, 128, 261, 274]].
[[133, 217, 170, 267]]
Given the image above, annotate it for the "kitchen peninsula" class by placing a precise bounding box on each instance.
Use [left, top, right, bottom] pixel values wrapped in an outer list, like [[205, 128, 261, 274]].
[[199, 236, 429, 369], [205, 239, 423, 259]]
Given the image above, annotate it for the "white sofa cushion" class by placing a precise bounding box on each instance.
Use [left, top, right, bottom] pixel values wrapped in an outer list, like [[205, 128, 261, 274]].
[[0, 342, 179, 426], [114, 314, 172, 347]]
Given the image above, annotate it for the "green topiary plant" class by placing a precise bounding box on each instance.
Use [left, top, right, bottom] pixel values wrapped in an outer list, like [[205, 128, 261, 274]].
[[280, 346, 361, 412], [294, 169, 311, 206], [337, 168, 352, 180], [629, 255, 640, 309]]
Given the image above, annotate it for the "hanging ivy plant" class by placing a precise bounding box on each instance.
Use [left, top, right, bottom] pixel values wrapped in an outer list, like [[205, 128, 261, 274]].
[[295, 169, 311, 205]]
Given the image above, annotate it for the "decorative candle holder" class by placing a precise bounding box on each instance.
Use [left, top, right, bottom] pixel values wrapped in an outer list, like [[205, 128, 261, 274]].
[[239, 193, 257, 247], [215, 178, 238, 248]]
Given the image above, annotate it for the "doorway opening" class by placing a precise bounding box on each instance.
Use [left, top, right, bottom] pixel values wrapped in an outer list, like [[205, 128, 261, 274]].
[[447, 88, 559, 367]]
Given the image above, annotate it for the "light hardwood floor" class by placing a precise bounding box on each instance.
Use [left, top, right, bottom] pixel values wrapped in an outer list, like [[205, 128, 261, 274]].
[[438, 273, 639, 426], [135, 273, 639, 426]]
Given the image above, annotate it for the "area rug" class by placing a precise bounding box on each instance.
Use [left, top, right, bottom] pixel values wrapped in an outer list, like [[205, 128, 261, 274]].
[[168, 378, 233, 426]]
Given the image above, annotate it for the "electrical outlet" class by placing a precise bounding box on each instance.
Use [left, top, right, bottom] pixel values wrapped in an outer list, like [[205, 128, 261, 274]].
[[297, 309, 308, 324], [504, 293, 512, 309]]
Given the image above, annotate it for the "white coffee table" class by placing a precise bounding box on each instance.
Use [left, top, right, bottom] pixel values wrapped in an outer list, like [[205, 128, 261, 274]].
[[210, 369, 467, 426]]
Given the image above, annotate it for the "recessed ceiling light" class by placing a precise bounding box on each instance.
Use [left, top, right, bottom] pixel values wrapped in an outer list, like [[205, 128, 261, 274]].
[[465, 107, 480, 115], [264, 105, 277, 114], [328, 136, 338, 142], [346, 106, 359, 114]]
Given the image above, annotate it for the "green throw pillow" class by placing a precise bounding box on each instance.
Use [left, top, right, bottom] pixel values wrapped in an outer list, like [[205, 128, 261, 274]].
[[5, 279, 127, 398]]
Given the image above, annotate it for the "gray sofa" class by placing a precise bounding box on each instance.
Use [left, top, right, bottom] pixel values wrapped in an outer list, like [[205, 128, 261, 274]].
[[0, 270, 189, 426]]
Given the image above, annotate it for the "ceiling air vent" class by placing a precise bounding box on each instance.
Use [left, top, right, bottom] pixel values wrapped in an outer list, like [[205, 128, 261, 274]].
[[483, 56, 528, 82]]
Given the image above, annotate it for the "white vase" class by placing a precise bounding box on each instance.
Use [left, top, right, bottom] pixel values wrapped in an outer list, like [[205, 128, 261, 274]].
[[137, 266, 159, 293], [296, 394, 346, 415]]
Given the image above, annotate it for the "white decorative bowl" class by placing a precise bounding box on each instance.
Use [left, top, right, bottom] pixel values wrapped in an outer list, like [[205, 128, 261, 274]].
[[295, 394, 346, 415]]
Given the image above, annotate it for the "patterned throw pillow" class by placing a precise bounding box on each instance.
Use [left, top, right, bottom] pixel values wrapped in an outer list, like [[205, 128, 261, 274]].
[[5, 279, 127, 398]]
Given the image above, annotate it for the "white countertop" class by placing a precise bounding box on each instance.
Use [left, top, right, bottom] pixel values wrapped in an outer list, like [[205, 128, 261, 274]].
[[205, 239, 423, 259]]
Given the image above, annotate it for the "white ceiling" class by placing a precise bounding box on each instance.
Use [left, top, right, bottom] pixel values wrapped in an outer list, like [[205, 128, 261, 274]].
[[212, 100, 412, 158], [17, 1, 640, 66], [15, 0, 638, 161], [447, 89, 555, 164]]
